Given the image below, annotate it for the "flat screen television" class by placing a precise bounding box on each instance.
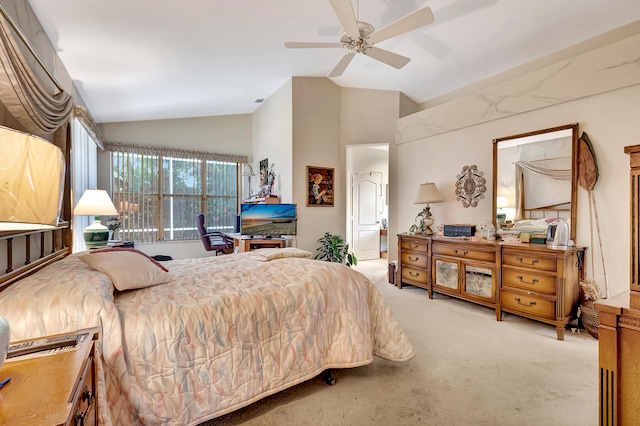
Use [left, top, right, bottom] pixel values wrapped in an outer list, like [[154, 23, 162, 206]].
[[240, 203, 297, 237]]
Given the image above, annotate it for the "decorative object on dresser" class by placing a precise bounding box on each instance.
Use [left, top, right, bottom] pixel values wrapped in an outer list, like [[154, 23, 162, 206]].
[[73, 189, 119, 248], [242, 162, 256, 199], [411, 182, 444, 235], [455, 165, 486, 207], [0, 126, 65, 231], [595, 144, 640, 426]]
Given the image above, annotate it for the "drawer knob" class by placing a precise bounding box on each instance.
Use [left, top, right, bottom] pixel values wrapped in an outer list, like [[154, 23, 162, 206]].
[[409, 256, 418, 262], [514, 297, 537, 307], [516, 275, 539, 284], [410, 244, 419, 249], [454, 249, 469, 256], [516, 256, 538, 265], [409, 271, 421, 277]]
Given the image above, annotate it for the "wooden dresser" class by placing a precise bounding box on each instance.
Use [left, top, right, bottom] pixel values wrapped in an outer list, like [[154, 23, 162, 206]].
[[397, 233, 582, 340], [595, 144, 640, 425]]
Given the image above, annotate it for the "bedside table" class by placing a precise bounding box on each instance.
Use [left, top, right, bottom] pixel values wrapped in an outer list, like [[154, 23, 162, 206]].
[[0, 328, 99, 426]]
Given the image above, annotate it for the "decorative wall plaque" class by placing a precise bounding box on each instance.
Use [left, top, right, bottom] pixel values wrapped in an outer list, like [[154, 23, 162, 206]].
[[455, 165, 486, 207]]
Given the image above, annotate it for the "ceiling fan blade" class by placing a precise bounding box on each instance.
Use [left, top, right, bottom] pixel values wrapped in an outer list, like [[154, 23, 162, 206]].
[[284, 42, 342, 49], [328, 0, 360, 40], [367, 7, 434, 45], [365, 46, 411, 69], [328, 52, 356, 77]]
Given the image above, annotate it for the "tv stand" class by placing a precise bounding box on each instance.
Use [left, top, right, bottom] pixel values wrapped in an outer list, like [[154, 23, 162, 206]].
[[224, 233, 286, 252]]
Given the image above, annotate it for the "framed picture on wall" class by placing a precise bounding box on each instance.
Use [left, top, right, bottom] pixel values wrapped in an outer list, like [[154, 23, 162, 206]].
[[307, 166, 334, 207]]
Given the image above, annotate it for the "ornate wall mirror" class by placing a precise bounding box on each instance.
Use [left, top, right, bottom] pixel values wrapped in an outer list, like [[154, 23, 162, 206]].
[[492, 123, 579, 240]]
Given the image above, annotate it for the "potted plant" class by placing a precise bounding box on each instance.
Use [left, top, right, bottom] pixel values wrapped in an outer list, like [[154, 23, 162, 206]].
[[315, 232, 357, 267]]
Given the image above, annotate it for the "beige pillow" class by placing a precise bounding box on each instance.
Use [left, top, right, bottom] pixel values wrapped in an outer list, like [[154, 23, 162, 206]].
[[249, 247, 312, 261], [79, 248, 173, 291]]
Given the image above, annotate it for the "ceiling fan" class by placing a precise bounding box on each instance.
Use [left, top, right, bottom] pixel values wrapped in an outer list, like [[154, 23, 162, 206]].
[[284, 0, 435, 77]]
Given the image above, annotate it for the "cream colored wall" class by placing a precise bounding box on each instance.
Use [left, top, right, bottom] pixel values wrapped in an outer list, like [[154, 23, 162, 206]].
[[251, 80, 293, 202], [396, 84, 640, 297], [291, 77, 342, 253]]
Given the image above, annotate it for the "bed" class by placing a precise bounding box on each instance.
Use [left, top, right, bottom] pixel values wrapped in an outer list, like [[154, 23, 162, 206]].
[[0, 244, 414, 425]]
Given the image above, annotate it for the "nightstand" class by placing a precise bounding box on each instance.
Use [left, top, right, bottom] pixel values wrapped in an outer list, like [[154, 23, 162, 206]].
[[0, 328, 99, 426]]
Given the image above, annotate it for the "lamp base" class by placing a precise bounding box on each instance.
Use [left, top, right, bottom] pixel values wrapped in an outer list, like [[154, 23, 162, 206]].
[[84, 218, 109, 248]]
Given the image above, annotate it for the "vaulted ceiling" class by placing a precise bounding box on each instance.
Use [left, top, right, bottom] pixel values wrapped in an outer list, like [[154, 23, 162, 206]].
[[26, 0, 640, 123]]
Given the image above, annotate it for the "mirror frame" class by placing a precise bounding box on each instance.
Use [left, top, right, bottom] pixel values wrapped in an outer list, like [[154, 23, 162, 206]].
[[492, 123, 579, 241]]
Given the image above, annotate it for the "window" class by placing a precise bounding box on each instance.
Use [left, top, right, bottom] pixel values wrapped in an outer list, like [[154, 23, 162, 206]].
[[106, 142, 247, 244]]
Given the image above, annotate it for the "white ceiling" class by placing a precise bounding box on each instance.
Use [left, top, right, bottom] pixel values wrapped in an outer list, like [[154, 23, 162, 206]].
[[26, 0, 640, 124]]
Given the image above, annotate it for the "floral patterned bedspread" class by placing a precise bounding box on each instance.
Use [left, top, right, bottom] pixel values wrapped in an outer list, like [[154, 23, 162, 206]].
[[0, 252, 414, 425]]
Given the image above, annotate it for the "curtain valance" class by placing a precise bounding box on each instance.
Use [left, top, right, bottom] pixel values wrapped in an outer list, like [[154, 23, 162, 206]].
[[72, 105, 104, 149], [0, 5, 73, 134], [104, 141, 248, 164]]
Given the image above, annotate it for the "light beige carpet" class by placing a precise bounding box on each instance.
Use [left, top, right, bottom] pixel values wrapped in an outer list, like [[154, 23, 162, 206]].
[[203, 259, 598, 426]]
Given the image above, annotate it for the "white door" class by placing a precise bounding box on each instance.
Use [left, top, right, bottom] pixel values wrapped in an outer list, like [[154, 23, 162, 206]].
[[353, 172, 382, 260]]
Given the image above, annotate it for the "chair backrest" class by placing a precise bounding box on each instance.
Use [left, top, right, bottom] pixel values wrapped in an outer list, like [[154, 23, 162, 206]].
[[196, 214, 232, 254], [196, 214, 212, 250]]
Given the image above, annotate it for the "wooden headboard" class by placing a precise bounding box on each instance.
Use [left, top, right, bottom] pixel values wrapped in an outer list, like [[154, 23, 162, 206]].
[[0, 224, 70, 292]]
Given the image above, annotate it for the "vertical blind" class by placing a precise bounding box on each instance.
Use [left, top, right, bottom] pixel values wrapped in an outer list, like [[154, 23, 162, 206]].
[[105, 142, 247, 243], [71, 118, 98, 252]]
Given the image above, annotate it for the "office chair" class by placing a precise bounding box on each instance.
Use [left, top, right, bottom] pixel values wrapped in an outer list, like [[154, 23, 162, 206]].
[[196, 214, 234, 255]]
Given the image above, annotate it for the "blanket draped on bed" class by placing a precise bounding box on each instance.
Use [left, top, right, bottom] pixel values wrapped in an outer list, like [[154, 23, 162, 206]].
[[0, 252, 414, 425]]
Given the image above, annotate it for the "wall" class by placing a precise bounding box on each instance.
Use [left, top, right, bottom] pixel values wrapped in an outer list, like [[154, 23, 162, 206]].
[[99, 114, 253, 258], [395, 82, 640, 297], [251, 80, 293, 202], [291, 77, 342, 252]]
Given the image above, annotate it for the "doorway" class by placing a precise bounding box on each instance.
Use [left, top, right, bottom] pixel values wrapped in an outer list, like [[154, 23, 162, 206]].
[[346, 144, 389, 261]]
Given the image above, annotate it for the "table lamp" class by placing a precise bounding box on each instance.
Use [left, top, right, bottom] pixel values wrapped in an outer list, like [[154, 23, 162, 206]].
[[414, 182, 444, 235], [74, 189, 118, 248], [496, 196, 508, 225], [242, 163, 256, 198]]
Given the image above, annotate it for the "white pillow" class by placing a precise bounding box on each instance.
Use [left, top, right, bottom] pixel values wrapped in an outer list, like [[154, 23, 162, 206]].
[[79, 248, 173, 291]]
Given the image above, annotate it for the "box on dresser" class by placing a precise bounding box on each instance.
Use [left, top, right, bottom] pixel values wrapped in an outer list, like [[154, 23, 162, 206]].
[[443, 224, 476, 237]]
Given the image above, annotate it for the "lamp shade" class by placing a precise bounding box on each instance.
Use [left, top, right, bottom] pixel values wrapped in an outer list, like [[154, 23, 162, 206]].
[[74, 189, 118, 216], [497, 196, 509, 208], [74, 189, 118, 248], [0, 126, 65, 231], [414, 182, 444, 205], [242, 163, 255, 177]]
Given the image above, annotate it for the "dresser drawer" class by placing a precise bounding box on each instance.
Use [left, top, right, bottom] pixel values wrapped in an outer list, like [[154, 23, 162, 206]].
[[502, 252, 556, 272], [400, 239, 428, 253], [401, 251, 428, 269], [502, 267, 556, 294], [501, 289, 555, 320], [401, 265, 428, 285], [432, 245, 495, 263]]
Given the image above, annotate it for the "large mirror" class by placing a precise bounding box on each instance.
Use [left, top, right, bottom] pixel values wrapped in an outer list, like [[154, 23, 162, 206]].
[[492, 123, 579, 240]]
